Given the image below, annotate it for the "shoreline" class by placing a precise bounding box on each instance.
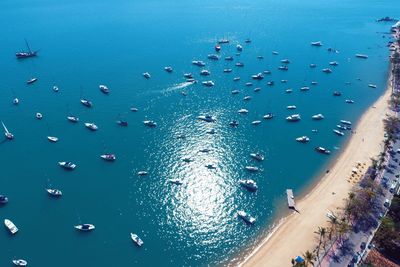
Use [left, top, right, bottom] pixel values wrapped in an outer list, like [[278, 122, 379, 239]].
[[239, 73, 393, 267]]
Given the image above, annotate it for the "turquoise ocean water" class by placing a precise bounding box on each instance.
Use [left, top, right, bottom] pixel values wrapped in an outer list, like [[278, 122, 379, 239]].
[[1, 0, 399, 266]]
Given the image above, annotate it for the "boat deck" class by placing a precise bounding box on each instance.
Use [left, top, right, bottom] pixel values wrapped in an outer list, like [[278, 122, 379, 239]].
[[286, 189, 296, 209]]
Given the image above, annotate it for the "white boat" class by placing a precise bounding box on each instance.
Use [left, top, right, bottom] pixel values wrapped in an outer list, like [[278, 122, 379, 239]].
[[205, 164, 217, 169], [168, 179, 183, 185], [251, 120, 261, 125], [310, 63, 317, 68], [197, 115, 216, 122], [263, 113, 273, 119], [272, 51, 279, 55], [199, 148, 211, 153], [236, 44, 243, 51], [368, 84, 377, 88], [164, 66, 173, 72], [0, 195, 9, 204], [345, 99, 354, 104], [143, 120, 157, 127], [137, 171, 148, 176], [315, 146, 331, 154], [296, 136, 310, 143], [231, 90, 240, 95], [235, 62, 244, 67], [80, 99, 92, 107], [84, 123, 98, 131], [27, 77, 38, 84], [192, 60, 206, 66], [286, 105, 296, 109], [74, 224, 95, 231], [99, 85, 109, 94], [233, 77, 240, 81], [251, 73, 264, 80], [200, 69, 211, 76], [250, 153, 264, 161], [229, 120, 239, 127], [58, 161, 76, 170], [130, 107, 139, 112], [322, 68, 332, 73], [281, 80, 288, 83], [223, 68, 232, 73], [4, 219, 18, 234], [355, 54, 368, 59], [53, 85, 59, 92], [47, 136, 58, 142], [207, 54, 219, 60], [286, 89, 293, 93], [329, 61, 339, 66], [13, 98, 19, 105], [67, 116, 79, 122], [100, 154, 116, 161], [246, 82, 253, 86], [239, 179, 258, 191], [143, 72, 151, 79], [286, 114, 301, 122], [12, 259, 27, 266], [300, 86, 310, 91], [237, 210, 256, 224], [311, 41, 323, 46], [312, 114, 324, 120], [245, 166, 259, 172], [254, 87, 261, 92], [225, 56, 234, 61], [333, 129, 345, 136], [202, 81, 215, 87], [243, 96, 252, 101], [130, 233, 144, 246], [238, 108, 249, 114], [311, 81, 318, 85], [340, 120, 352, 125], [36, 113, 43, 119], [2, 121, 14, 140], [206, 129, 216, 134], [46, 188, 62, 197]]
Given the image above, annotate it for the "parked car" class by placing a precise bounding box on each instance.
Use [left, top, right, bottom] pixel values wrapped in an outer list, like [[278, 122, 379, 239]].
[[360, 242, 366, 250], [384, 199, 390, 208]]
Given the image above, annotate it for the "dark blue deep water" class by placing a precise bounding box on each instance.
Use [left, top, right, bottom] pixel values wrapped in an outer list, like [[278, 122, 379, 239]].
[[0, 0, 399, 266]]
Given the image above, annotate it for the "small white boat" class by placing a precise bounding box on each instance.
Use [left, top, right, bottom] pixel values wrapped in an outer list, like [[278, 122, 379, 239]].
[[235, 62, 244, 67], [322, 68, 332, 73], [355, 54, 368, 59], [164, 66, 173, 72], [236, 44, 243, 51], [74, 224, 95, 231], [0, 195, 9, 204], [46, 188, 62, 197], [205, 164, 217, 169], [137, 171, 148, 176], [206, 129, 216, 134], [310, 63, 317, 68], [12, 259, 27, 266], [311, 81, 318, 85], [286, 114, 301, 122], [131, 233, 144, 246], [223, 68, 232, 73], [199, 148, 211, 153], [99, 85, 109, 94], [312, 114, 324, 120], [229, 120, 239, 127], [200, 70, 211, 76], [263, 113, 273, 120], [197, 115, 216, 122], [333, 129, 345, 136], [225, 56, 234, 61], [36, 112, 43, 119], [13, 98, 19, 105], [53, 85, 59, 92], [47, 136, 58, 142], [84, 123, 98, 131], [243, 96, 252, 101], [286, 89, 293, 93], [143, 72, 151, 79], [245, 166, 259, 172], [2, 121, 14, 140], [251, 120, 261, 125], [238, 108, 249, 114], [239, 179, 258, 191], [130, 107, 139, 112], [168, 179, 183, 185], [143, 120, 157, 127], [345, 99, 354, 104], [233, 77, 240, 81], [315, 146, 331, 154], [300, 86, 310, 91], [340, 120, 352, 125], [100, 154, 116, 161], [58, 161, 76, 170], [368, 84, 377, 88], [231, 90, 240, 95], [287, 105, 296, 110], [311, 41, 323, 46], [202, 81, 215, 87], [27, 77, 38, 84], [251, 73, 264, 80], [281, 80, 288, 83], [272, 51, 279, 55], [250, 153, 264, 161], [67, 116, 79, 123], [246, 82, 253, 86], [192, 60, 206, 66], [254, 87, 261, 92], [237, 210, 256, 224], [296, 136, 310, 143], [329, 61, 339, 66], [80, 99, 92, 107], [4, 219, 18, 234]]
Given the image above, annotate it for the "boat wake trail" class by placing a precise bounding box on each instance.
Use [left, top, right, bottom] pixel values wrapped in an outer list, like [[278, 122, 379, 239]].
[[163, 81, 194, 93]]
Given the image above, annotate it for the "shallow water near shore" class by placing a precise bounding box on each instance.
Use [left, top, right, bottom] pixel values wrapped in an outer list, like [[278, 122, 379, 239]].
[[0, 0, 399, 266]]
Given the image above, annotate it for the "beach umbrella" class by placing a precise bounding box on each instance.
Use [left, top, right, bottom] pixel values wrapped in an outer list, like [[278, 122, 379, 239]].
[[295, 256, 304, 263]]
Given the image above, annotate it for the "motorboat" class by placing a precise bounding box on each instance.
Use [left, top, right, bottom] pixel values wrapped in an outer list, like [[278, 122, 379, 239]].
[[229, 120, 239, 127], [231, 90, 240, 95], [225, 56, 234, 61], [2, 121, 14, 140], [16, 39, 37, 59], [116, 120, 128, 126], [245, 166, 259, 172], [238, 108, 249, 114], [239, 179, 258, 191], [246, 82, 253, 87], [263, 70, 271, 74], [345, 99, 354, 104], [4, 219, 18, 234], [329, 61, 339, 66], [100, 154, 116, 161], [53, 85, 59, 92], [197, 114, 216, 122], [254, 87, 261, 92], [218, 39, 229, 44], [143, 120, 157, 127], [67, 116, 79, 122], [236, 44, 243, 51], [12, 259, 27, 266], [322, 68, 332, 73], [296, 136, 310, 143], [130, 107, 139, 112], [58, 161, 76, 170], [192, 60, 206, 67], [243, 96, 252, 101], [267, 81, 274, 86], [207, 54, 219, 60], [281, 59, 290, 64], [182, 157, 192, 163], [206, 164, 217, 169], [47, 136, 58, 142], [286, 114, 301, 122], [278, 66, 288, 71], [199, 148, 211, 153], [215, 44, 221, 52], [36, 112, 43, 119], [337, 124, 347, 130], [27, 78, 38, 84], [311, 41, 323, 46], [137, 171, 148, 176], [80, 99, 92, 107], [300, 86, 310, 91], [333, 129, 345, 136], [272, 51, 279, 55], [164, 66, 173, 72], [202, 81, 215, 87], [206, 128, 216, 134], [233, 77, 240, 81], [312, 114, 324, 120], [368, 84, 377, 88], [183, 73, 193, 79], [46, 188, 62, 197], [99, 85, 109, 94], [143, 72, 151, 79], [315, 147, 331, 154], [251, 120, 261, 125], [250, 153, 264, 161], [333, 91, 341, 96], [131, 233, 144, 246], [0, 195, 8, 204], [257, 55, 264, 59], [13, 98, 19, 105], [281, 80, 288, 83], [235, 62, 244, 67], [200, 70, 210, 76], [263, 113, 273, 120], [340, 120, 352, 125], [286, 89, 293, 93], [355, 54, 368, 59], [311, 81, 318, 85], [287, 105, 296, 109], [245, 38, 251, 43], [223, 68, 232, 73], [84, 123, 98, 131], [168, 179, 183, 185], [310, 63, 317, 68], [237, 210, 256, 224], [74, 224, 95, 231], [252, 73, 264, 80]]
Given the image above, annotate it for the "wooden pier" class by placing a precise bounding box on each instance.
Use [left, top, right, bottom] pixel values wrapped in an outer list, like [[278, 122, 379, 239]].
[[286, 189, 296, 209]]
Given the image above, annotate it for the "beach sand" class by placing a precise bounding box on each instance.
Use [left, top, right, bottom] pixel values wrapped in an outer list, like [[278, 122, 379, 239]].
[[240, 79, 393, 267]]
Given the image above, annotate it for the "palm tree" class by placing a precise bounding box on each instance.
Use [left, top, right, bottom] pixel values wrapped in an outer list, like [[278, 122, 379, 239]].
[[302, 250, 316, 267], [314, 227, 327, 266]]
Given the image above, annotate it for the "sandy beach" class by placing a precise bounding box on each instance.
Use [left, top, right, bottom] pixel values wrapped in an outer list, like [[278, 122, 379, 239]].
[[241, 78, 393, 267]]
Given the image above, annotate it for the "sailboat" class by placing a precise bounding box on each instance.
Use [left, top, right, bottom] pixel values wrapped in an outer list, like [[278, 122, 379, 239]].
[[1, 121, 14, 140], [16, 39, 38, 59]]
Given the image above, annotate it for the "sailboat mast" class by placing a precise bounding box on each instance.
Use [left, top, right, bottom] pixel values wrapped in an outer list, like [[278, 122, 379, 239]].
[[1, 121, 10, 134], [25, 39, 32, 53]]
